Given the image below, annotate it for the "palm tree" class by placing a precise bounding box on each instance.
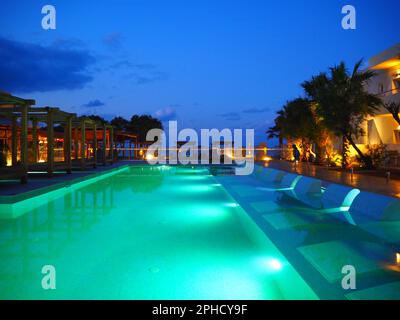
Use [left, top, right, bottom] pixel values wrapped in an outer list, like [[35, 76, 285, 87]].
[[268, 98, 322, 161], [383, 101, 400, 126], [302, 60, 382, 168], [267, 110, 286, 159]]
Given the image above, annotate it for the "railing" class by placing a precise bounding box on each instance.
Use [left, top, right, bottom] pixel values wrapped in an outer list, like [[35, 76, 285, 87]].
[[376, 88, 400, 103], [377, 87, 399, 96]]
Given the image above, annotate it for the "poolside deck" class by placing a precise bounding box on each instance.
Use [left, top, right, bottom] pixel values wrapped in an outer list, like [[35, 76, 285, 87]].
[[2, 160, 400, 201], [0, 161, 139, 199], [264, 160, 400, 199]]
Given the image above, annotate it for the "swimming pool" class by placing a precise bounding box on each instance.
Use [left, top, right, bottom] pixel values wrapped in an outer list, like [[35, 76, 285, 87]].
[[0, 164, 399, 299]]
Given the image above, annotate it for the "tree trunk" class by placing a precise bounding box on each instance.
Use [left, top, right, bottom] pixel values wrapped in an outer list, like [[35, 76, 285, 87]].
[[346, 134, 373, 169], [341, 136, 349, 169], [314, 137, 325, 164]]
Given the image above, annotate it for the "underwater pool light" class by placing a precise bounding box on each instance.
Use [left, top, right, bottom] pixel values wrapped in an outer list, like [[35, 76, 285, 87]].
[[226, 202, 240, 208], [268, 259, 282, 271]]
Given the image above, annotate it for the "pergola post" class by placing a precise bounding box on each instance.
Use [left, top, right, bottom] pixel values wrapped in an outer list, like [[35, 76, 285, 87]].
[[110, 126, 114, 164], [65, 116, 72, 173], [11, 116, 18, 166], [20, 105, 29, 172], [80, 120, 86, 170], [74, 127, 79, 160], [103, 125, 107, 166], [93, 123, 97, 168], [47, 109, 54, 176], [32, 118, 38, 163]]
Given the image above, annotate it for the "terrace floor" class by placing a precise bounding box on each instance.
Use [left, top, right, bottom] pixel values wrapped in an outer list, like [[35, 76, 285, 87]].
[[0, 161, 140, 199], [264, 160, 400, 199], [2, 160, 400, 201]]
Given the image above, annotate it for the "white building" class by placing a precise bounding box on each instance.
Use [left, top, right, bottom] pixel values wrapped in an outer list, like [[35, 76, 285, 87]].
[[363, 44, 400, 153]]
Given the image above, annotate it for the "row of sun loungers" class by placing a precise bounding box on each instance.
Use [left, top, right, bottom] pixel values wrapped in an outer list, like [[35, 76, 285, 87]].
[[254, 165, 400, 245]]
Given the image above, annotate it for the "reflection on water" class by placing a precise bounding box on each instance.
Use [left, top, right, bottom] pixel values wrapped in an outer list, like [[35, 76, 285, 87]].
[[0, 165, 317, 300]]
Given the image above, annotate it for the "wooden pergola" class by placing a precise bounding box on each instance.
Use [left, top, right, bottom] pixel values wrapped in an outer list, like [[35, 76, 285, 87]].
[[0, 92, 115, 183], [114, 131, 138, 160], [0, 103, 76, 175], [0, 92, 35, 183], [71, 116, 114, 169]]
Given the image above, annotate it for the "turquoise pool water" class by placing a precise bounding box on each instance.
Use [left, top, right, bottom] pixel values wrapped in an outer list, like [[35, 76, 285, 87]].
[[0, 165, 318, 299], [217, 170, 400, 300]]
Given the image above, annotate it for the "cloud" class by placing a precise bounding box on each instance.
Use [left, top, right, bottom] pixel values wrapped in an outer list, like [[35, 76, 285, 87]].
[[218, 112, 241, 121], [124, 71, 169, 85], [155, 107, 177, 121], [82, 99, 105, 108], [52, 37, 86, 49], [242, 107, 270, 114], [110, 60, 156, 70], [109, 59, 167, 85], [0, 37, 95, 93], [103, 32, 123, 48]]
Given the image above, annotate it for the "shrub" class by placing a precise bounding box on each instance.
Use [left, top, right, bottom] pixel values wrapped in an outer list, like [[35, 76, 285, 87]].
[[357, 144, 388, 169]]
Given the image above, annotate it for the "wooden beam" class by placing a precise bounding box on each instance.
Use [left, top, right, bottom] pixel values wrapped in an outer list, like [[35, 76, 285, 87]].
[[0, 92, 35, 106], [80, 120, 86, 170], [11, 116, 17, 166], [65, 116, 72, 173], [93, 124, 97, 168], [20, 105, 28, 172], [74, 127, 79, 160], [103, 125, 107, 166], [47, 109, 54, 176], [32, 118, 38, 163], [110, 126, 114, 164]]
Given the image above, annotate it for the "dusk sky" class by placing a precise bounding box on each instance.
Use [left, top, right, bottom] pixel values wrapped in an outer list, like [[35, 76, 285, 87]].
[[0, 0, 399, 144]]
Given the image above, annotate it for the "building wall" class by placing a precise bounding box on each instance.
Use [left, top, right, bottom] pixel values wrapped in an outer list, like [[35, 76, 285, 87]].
[[361, 44, 400, 151]]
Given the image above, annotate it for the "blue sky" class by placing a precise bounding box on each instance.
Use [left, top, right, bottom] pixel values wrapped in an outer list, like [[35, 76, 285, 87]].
[[0, 0, 399, 144]]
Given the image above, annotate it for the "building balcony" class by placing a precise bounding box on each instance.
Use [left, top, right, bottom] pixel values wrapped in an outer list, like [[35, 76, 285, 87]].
[[375, 89, 400, 115]]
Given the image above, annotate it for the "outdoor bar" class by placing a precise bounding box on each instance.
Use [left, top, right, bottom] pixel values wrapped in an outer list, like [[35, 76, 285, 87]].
[[0, 92, 116, 183]]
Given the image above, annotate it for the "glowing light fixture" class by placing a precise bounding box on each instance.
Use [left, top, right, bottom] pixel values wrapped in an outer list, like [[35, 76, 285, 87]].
[[396, 253, 400, 265], [267, 259, 282, 271], [226, 202, 239, 208], [146, 154, 155, 161]]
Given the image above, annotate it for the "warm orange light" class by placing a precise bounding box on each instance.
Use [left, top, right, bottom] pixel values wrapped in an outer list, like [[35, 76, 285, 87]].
[[146, 154, 155, 161], [370, 58, 400, 70], [396, 253, 400, 265], [263, 156, 272, 161]]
